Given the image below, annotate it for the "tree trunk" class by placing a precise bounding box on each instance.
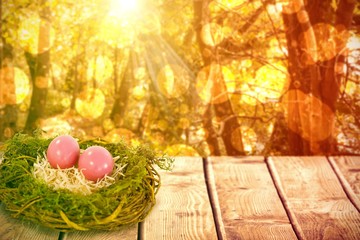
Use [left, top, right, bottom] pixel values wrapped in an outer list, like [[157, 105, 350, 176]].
[[282, 0, 356, 155], [25, 0, 51, 131], [110, 49, 132, 126], [194, 0, 244, 155], [193, 0, 220, 155]]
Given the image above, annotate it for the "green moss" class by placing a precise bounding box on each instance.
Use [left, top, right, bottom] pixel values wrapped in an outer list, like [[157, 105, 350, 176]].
[[0, 133, 174, 231]]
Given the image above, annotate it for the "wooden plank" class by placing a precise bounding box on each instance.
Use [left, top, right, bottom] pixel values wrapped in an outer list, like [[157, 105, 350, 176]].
[[268, 156, 360, 240], [63, 224, 138, 240], [207, 156, 297, 240], [328, 156, 360, 211], [141, 157, 217, 240], [0, 203, 60, 240]]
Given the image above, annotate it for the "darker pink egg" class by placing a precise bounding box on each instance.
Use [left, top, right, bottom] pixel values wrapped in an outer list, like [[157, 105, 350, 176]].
[[78, 146, 114, 181]]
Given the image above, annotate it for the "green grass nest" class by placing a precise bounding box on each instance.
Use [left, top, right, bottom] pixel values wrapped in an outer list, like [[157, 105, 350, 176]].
[[0, 133, 174, 231]]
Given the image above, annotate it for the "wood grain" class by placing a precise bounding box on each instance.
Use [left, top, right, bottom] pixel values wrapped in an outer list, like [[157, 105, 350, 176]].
[[0, 203, 60, 240], [328, 156, 360, 211], [207, 156, 297, 240], [268, 156, 360, 240], [141, 157, 217, 240], [62, 224, 138, 240]]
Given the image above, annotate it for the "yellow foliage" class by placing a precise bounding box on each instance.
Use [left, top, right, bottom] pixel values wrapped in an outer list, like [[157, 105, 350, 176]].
[[241, 63, 287, 105], [157, 119, 168, 131], [165, 144, 199, 156], [178, 118, 190, 129], [179, 104, 189, 115], [104, 128, 137, 145], [18, 13, 55, 55], [217, 0, 245, 9], [97, 15, 135, 48], [201, 22, 224, 47], [196, 64, 236, 104]]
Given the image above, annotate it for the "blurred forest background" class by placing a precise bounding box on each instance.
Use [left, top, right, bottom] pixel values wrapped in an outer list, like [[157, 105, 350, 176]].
[[0, 0, 359, 156]]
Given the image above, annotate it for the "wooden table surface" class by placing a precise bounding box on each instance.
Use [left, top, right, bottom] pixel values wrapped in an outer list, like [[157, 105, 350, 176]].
[[1, 156, 359, 240]]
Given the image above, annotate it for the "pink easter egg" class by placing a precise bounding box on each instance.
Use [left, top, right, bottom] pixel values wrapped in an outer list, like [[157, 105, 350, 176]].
[[78, 146, 114, 181], [46, 135, 80, 169]]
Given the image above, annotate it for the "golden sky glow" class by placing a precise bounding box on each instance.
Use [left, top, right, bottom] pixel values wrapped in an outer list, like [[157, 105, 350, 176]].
[[1, 0, 358, 156]]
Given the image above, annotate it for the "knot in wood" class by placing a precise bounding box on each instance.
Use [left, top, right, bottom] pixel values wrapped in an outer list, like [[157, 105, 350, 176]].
[[293, 81, 301, 89]]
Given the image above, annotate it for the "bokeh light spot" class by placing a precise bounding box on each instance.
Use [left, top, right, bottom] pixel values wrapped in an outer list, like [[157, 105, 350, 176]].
[[282, 90, 335, 142], [201, 22, 224, 47], [104, 128, 137, 145], [157, 64, 190, 98], [75, 88, 105, 120], [0, 67, 30, 106], [15, 68, 31, 104], [218, 0, 245, 9], [61, 97, 71, 108], [132, 85, 147, 100], [300, 23, 342, 63], [241, 63, 287, 105]]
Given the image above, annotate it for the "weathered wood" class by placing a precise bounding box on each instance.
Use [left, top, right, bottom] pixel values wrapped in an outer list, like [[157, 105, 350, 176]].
[[140, 157, 217, 239], [0, 203, 60, 240], [207, 156, 297, 239], [62, 224, 138, 240], [268, 156, 360, 240], [328, 156, 360, 211]]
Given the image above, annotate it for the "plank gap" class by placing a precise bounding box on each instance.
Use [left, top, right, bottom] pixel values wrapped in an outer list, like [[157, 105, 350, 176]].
[[327, 156, 360, 212], [203, 157, 222, 240], [140, 157, 217, 239], [137, 222, 142, 240], [265, 157, 303, 240], [58, 232, 66, 240]]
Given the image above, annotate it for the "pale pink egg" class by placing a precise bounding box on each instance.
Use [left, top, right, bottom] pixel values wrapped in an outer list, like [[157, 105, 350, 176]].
[[46, 135, 80, 169], [78, 146, 114, 181]]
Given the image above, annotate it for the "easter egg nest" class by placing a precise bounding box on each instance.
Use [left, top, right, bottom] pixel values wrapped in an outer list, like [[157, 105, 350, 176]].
[[0, 133, 174, 232]]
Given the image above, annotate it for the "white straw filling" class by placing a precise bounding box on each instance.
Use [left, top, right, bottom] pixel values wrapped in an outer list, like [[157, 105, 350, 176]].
[[32, 153, 126, 195]]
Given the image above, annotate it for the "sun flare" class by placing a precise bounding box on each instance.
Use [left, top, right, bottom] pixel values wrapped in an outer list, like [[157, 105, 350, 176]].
[[109, 0, 138, 17]]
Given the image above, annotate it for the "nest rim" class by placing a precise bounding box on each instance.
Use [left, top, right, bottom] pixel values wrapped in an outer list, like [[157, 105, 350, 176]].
[[0, 133, 172, 232]]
